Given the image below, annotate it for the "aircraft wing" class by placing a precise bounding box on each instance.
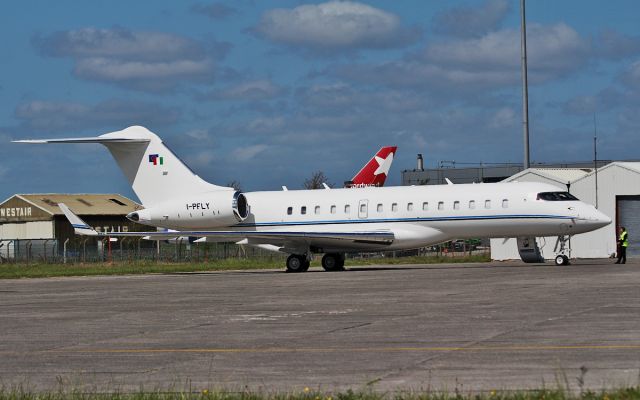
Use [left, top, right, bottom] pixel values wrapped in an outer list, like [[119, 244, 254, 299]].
[[58, 203, 394, 246]]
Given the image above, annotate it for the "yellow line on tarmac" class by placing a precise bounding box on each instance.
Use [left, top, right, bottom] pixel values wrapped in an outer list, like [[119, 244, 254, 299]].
[[40, 344, 640, 354]]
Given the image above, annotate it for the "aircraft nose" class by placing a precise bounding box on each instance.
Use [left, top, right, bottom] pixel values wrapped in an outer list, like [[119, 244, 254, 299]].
[[595, 210, 612, 227], [583, 207, 611, 229]]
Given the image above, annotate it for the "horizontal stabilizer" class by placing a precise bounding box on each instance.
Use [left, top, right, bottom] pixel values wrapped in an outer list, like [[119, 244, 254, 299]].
[[13, 137, 149, 144], [58, 203, 100, 236]]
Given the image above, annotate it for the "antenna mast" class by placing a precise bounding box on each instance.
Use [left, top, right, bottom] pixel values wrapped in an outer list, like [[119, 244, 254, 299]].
[[521, 0, 530, 169]]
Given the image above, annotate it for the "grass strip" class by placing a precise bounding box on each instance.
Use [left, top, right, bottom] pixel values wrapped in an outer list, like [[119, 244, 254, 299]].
[[0, 387, 639, 400], [0, 254, 490, 279]]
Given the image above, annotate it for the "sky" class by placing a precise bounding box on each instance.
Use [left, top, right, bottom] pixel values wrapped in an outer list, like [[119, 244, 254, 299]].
[[2, 0, 640, 203]]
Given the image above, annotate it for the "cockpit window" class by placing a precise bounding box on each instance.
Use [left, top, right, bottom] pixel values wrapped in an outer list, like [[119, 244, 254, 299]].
[[536, 191, 579, 201]]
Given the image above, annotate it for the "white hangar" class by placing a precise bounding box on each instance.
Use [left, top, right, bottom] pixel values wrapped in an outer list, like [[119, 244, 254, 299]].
[[491, 162, 640, 261]]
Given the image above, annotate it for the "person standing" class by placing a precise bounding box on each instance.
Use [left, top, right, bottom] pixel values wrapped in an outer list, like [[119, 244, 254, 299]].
[[615, 226, 628, 264]]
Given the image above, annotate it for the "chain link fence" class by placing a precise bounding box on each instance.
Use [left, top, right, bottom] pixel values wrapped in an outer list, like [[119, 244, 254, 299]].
[[0, 238, 489, 264]]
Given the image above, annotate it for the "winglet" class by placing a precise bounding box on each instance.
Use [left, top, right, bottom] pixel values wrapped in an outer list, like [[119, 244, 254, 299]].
[[58, 203, 101, 236]]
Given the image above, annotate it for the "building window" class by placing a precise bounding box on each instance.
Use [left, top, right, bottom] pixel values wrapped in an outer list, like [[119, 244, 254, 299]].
[[287, 207, 292, 215], [438, 201, 444, 210], [422, 202, 428, 211], [502, 199, 509, 208], [330, 205, 336, 214], [377, 203, 383, 212], [453, 201, 460, 210], [392, 203, 398, 212], [485, 200, 491, 209], [344, 205, 350, 214], [315, 206, 320, 214], [301, 206, 307, 215], [407, 202, 414, 211], [469, 200, 476, 209]]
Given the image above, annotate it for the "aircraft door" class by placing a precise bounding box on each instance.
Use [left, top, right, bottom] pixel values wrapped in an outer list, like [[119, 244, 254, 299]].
[[358, 199, 368, 219]]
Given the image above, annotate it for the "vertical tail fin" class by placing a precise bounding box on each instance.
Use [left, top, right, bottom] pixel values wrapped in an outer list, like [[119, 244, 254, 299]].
[[14, 126, 231, 206], [349, 146, 397, 187]]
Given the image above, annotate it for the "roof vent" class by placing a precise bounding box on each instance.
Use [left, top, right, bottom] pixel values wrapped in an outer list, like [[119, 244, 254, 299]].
[[109, 198, 127, 206], [41, 198, 58, 207]]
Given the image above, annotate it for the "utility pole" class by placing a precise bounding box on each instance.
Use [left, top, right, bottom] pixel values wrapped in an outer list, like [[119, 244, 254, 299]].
[[521, 0, 530, 169], [593, 114, 599, 209]]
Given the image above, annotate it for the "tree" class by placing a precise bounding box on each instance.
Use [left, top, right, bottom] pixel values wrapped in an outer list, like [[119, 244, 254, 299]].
[[227, 180, 242, 191], [303, 171, 334, 189]]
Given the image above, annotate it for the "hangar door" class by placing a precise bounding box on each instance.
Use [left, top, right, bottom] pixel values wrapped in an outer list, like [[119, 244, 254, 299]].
[[618, 196, 640, 258]]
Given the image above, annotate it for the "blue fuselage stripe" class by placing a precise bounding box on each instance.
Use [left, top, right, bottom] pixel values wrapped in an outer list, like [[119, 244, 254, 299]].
[[235, 214, 572, 228]]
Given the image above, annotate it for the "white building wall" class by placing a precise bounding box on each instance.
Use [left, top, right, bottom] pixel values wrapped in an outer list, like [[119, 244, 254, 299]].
[[491, 163, 640, 260], [0, 221, 54, 239]]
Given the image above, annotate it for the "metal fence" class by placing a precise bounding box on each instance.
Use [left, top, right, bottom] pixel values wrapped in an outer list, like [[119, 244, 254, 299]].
[[0, 238, 488, 264]]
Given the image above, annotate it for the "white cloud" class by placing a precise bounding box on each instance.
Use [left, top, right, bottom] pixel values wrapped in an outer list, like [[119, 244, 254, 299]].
[[33, 27, 222, 92], [488, 107, 517, 129], [201, 80, 284, 101], [255, 1, 418, 53], [230, 144, 270, 162], [621, 60, 640, 89], [35, 28, 205, 62], [332, 23, 589, 91], [432, 0, 510, 38], [14, 99, 180, 132], [424, 23, 589, 81], [74, 58, 214, 91]]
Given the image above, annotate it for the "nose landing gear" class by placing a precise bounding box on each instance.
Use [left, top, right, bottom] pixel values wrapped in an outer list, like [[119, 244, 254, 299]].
[[553, 235, 571, 266]]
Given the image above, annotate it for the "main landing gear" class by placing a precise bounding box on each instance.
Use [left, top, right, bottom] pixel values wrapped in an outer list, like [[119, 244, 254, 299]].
[[285, 253, 346, 272], [286, 254, 310, 273], [321, 253, 345, 272], [553, 235, 571, 266]]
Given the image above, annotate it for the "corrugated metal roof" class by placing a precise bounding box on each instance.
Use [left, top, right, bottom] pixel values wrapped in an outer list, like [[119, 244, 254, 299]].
[[16, 194, 142, 215], [612, 162, 640, 174], [527, 168, 592, 183]]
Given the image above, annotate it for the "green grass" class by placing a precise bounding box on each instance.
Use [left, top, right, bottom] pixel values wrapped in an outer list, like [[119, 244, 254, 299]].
[[0, 254, 491, 279], [0, 388, 639, 400]]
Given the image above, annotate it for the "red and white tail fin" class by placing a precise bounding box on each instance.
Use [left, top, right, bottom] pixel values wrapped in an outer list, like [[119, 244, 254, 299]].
[[347, 146, 397, 188]]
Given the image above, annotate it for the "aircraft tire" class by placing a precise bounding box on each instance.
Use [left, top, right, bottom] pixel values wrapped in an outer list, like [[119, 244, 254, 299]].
[[322, 253, 345, 271], [554, 255, 570, 266], [286, 254, 307, 273]]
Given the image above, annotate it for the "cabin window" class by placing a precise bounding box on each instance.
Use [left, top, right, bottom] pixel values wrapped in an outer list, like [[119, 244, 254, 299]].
[[422, 202, 428, 211], [330, 205, 336, 214], [392, 203, 398, 212], [438, 201, 444, 210], [315, 206, 320, 214], [360, 203, 367, 213], [485, 200, 491, 209], [469, 200, 476, 209], [344, 205, 350, 214], [377, 203, 383, 212], [502, 199, 509, 208], [301, 206, 307, 215], [407, 202, 414, 211], [453, 201, 460, 210], [287, 207, 293, 215]]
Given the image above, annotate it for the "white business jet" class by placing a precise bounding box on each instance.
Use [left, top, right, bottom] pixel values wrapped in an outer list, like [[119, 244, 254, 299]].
[[15, 126, 611, 271]]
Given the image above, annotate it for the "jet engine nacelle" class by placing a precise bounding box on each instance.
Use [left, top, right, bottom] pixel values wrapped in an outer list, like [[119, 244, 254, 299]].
[[127, 190, 249, 229]]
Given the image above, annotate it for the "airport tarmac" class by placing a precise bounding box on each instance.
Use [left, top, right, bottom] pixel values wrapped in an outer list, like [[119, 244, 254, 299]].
[[1, 260, 639, 393]]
